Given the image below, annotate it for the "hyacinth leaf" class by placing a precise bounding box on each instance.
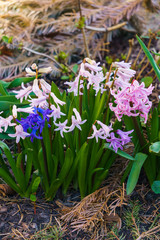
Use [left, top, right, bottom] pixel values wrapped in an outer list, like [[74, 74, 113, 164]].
[[136, 35, 160, 81], [151, 181, 160, 194], [126, 153, 148, 195], [47, 149, 73, 199], [78, 142, 89, 199], [0, 168, 20, 193], [104, 143, 135, 161], [92, 169, 108, 193], [7, 76, 35, 89], [0, 80, 10, 88], [149, 141, 160, 154], [0, 82, 8, 95], [150, 108, 159, 142], [0, 141, 18, 178], [51, 81, 62, 99], [31, 176, 41, 193], [16, 153, 27, 190], [25, 149, 33, 186], [141, 76, 153, 87], [38, 147, 49, 192]]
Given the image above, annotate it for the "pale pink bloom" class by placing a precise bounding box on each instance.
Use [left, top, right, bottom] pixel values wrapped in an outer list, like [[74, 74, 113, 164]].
[[87, 71, 106, 95], [50, 92, 65, 106], [32, 79, 41, 96], [8, 125, 30, 143], [84, 58, 102, 72], [97, 120, 113, 138], [48, 104, 65, 122], [65, 75, 83, 96], [109, 80, 154, 123], [25, 67, 36, 76], [106, 61, 136, 90], [12, 105, 34, 118], [13, 82, 32, 103], [0, 115, 16, 132], [39, 67, 52, 74], [113, 61, 132, 69], [29, 93, 48, 108], [39, 79, 51, 94], [68, 108, 87, 131], [54, 119, 70, 137], [87, 125, 105, 142], [31, 63, 38, 70]]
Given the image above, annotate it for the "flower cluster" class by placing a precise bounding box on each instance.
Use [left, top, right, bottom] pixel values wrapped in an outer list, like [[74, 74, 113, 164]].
[[88, 120, 133, 152], [16, 108, 53, 142], [109, 80, 154, 123], [65, 58, 106, 95]]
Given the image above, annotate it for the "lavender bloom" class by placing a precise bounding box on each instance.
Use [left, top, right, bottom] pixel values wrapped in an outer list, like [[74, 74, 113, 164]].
[[106, 129, 133, 153], [106, 132, 123, 153], [117, 129, 133, 145], [17, 107, 53, 142]]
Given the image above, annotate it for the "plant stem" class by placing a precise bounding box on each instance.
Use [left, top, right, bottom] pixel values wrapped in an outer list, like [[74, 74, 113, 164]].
[[41, 139, 49, 182], [131, 117, 148, 154], [103, 68, 118, 123], [77, 0, 90, 58]]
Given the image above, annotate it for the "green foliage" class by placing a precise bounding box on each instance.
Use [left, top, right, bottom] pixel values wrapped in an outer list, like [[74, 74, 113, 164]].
[[141, 76, 153, 87], [126, 153, 147, 195], [136, 35, 160, 81]]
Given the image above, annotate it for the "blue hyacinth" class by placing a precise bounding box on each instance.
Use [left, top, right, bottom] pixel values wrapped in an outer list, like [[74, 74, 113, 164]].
[[17, 107, 53, 142]]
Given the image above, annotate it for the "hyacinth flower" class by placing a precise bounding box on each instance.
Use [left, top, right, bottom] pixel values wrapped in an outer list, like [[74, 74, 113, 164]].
[[8, 125, 30, 143], [106, 130, 134, 153], [109, 80, 154, 123], [17, 108, 53, 142]]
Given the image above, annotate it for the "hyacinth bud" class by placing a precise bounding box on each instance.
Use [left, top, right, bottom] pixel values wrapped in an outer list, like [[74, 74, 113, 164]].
[[31, 63, 38, 70]]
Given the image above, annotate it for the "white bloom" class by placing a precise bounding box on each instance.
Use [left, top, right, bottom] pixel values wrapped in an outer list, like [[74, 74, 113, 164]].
[[32, 79, 41, 96], [48, 104, 65, 122], [68, 108, 87, 132], [13, 82, 32, 103], [8, 125, 30, 143], [39, 79, 51, 94], [54, 119, 70, 137], [50, 92, 65, 106], [39, 67, 52, 74], [29, 93, 48, 108], [97, 120, 113, 138], [0, 115, 16, 132], [87, 125, 105, 142], [25, 67, 36, 76], [12, 105, 34, 118]]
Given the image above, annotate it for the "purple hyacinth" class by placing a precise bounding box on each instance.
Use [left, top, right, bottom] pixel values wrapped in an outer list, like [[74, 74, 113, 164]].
[[106, 129, 133, 153], [17, 107, 53, 142]]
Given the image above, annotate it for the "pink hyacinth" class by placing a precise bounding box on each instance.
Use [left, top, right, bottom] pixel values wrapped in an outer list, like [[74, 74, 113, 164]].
[[109, 80, 154, 123]]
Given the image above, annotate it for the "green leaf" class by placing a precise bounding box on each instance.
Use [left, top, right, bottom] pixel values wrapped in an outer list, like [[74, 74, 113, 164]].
[[30, 194, 37, 202], [72, 64, 79, 73], [127, 153, 148, 195], [0, 82, 8, 95], [7, 77, 35, 89], [141, 76, 153, 87], [31, 177, 41, 193], [151, 181, 160, 194], [0, 168, 20, 193], [78, 142, 89, 199], [61, 75, 70, 80], [104, 143, 135, 161], [149, 141, 160, 154], [150, 108, 159, 142], [136, 35, 160, 81]]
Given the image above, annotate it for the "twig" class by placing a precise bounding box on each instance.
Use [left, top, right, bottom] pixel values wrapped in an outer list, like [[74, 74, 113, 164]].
[[77, 0, 90, 58], [23, 46, 76, 75]]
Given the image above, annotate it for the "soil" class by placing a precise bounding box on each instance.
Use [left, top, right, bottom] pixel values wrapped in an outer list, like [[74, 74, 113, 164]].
[[0, 30, 160, 239]]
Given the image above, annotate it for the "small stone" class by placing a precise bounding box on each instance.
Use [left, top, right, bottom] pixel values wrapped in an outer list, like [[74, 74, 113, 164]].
[[0, 207, 7, 213]]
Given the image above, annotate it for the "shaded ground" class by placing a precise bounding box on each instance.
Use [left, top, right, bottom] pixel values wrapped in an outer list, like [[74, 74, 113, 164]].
[[0, 31, 160, 239]]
